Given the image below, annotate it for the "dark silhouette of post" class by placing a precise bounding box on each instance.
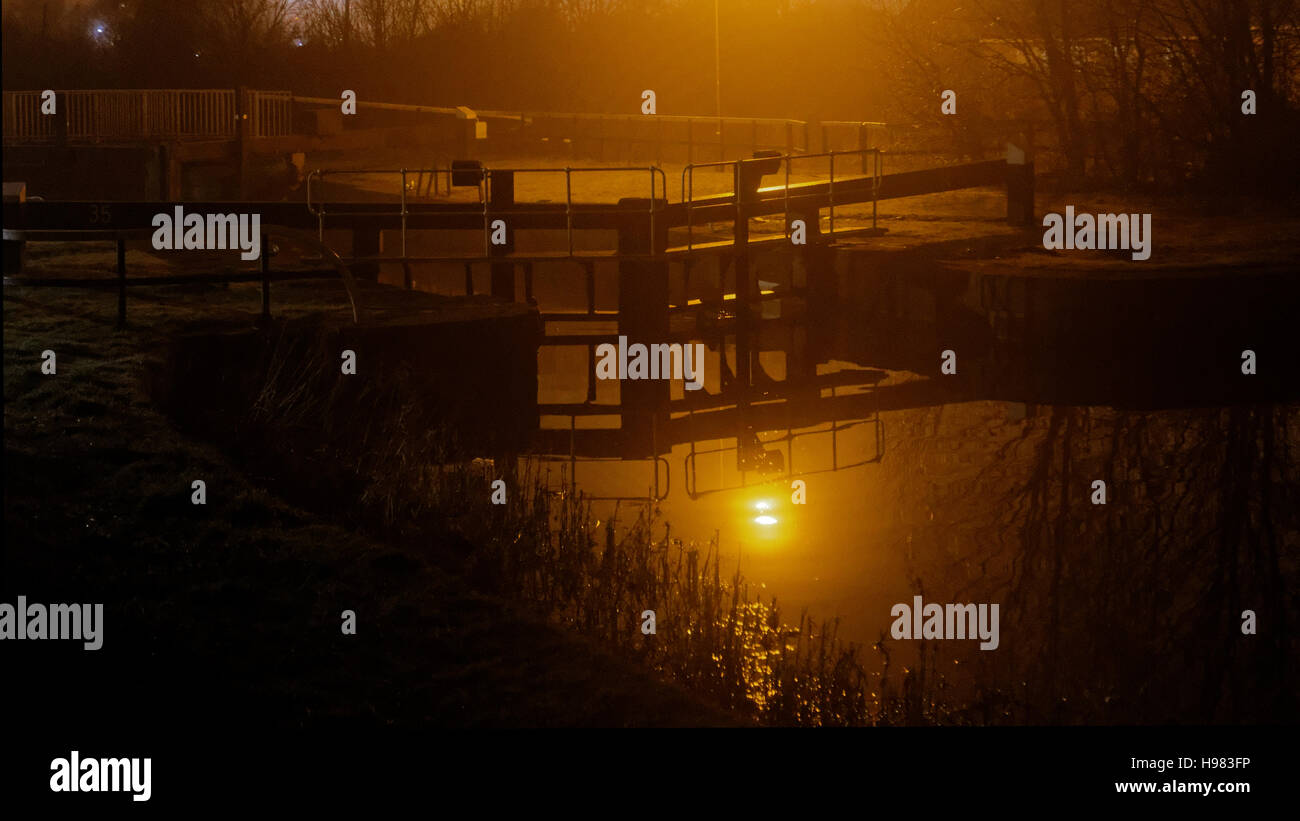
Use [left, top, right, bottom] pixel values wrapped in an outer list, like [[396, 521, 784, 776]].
[[616, 196, 668, 458], [1006, 144, 1035, 226], [489, 170, 515, 300], [732, 164, 754, 393], [53, 92, 68, 145], [235, 88, 250, 199], [858, 123, 870, 173], [790, 200, 834, 384], [160, 143, 182, 200], [733, 152, 781, 394]]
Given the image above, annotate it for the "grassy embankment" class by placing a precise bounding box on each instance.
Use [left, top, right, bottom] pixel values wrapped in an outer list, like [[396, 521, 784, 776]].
[[4, 246, 735, 729]]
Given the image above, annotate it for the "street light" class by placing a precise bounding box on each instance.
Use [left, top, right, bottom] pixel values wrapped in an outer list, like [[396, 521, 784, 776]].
[[714, 0, 722, 118]]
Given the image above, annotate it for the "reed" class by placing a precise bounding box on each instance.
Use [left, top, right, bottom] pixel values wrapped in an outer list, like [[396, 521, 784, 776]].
[[235, 322, 1004, 726]]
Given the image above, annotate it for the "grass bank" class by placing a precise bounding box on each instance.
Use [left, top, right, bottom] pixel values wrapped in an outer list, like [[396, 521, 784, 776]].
[[4, 270, 734, 729]]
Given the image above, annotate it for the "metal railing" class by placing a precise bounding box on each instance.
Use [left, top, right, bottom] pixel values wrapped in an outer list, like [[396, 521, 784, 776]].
[[303, 148, 889, 267], [680, 157, 743, 251], [3, 89, 291, 141], [1, 226, 362, 326], [477, 109, 810, 159], [285, 96, 814, 160], [532, 416, 670, 503], [247, 90, 293, 137], [799, 148, 883, 233], [3, 91, 55, 140], [817, 120, 892, 154], [4, 89, 907, 159], [679, 148, 883, 251], [290, 96, 461, 117], [682, 377, 886, 499], [479, 166, 667, 257], [306, 165, 668, 260], [682, 415, 885, 499]]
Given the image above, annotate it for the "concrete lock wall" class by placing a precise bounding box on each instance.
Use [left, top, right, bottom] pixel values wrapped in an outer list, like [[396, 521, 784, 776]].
[[3, 145, 166, 200]]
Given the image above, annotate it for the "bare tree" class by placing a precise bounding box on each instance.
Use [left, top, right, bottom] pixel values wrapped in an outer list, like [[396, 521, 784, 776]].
[[198, 0, 294, 78]]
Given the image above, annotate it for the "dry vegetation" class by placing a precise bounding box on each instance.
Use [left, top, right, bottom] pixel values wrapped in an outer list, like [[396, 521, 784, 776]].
[[3, 269, 736, 729]]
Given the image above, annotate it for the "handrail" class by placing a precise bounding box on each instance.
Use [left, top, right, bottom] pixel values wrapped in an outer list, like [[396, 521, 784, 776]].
[[263, 226, 363, 324], [679, 147, 883, 251], [3, 225, 363, 325], [291, 96, 462, 116], [292, 97, 795, 127], [818, 120, 890, 128], [477, 166, 667, 257], [681, 158, 741, 251], [477, 109, 806, 128], [308, 165, 669, 260], [787, 148, 883, 233]]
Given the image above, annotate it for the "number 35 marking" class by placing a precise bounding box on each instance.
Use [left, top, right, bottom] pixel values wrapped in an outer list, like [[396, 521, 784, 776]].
[[89, 204, 111, 224]]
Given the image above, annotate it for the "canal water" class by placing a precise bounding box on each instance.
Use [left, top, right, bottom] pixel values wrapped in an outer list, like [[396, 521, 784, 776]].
[[362, 211, 1297, 720], [496, 247, 1300, 664]]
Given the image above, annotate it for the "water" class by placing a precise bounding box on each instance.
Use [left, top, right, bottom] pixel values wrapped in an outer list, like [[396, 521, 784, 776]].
[[370, 228, 1298, 721]]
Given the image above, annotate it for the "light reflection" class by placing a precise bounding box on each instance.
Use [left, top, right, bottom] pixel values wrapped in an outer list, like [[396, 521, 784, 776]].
[[752, 500, 778, 527]]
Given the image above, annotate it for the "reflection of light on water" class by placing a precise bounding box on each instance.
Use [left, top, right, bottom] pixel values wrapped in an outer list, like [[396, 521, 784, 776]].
[[753, 500, 778, 526]]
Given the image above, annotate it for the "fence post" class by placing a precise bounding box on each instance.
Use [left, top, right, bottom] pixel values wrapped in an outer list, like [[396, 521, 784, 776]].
[[489, 170, 516, 300], [858, 123, 869, 173], [1006, 156, 1035, 226], [1004, 142, 1035, 226], [160, 142, 183, 199], [235, 87, 251, 198], [733, 162, 753, 391], [54, 92, 69, 145], [584, 261, 596, 316], [616, 195, 669, 458], [792, 202, 833, 365]]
